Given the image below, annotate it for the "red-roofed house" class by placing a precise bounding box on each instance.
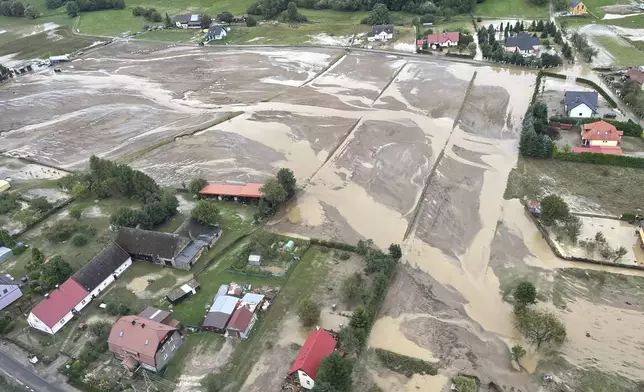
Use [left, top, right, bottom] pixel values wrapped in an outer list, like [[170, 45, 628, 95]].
[[199, 183, 263, 202], [427, 32, 459, 49], [226, 306, 257, 339], [27, 279, 89, 334], [581, 120, 623, 147], [108, 315, 184, 372], [288, 329, 337, 390]]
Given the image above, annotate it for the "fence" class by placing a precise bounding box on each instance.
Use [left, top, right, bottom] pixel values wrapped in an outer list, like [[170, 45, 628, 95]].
[[524, 205, 644, 271]]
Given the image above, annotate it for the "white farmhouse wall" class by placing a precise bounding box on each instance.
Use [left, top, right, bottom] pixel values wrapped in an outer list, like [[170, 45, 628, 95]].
[[297, 370, 315, 389], [567, 103, 593, 118], [75, 258, 132, 312], [27, 309, 73, 335], [589, 139, 619, 147]]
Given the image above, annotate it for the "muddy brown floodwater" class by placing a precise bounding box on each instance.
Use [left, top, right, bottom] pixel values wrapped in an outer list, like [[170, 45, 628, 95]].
[[3, 42, 643, 392]]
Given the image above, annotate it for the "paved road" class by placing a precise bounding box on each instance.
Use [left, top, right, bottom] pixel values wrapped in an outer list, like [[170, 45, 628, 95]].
[[0, 351, 66, 392]]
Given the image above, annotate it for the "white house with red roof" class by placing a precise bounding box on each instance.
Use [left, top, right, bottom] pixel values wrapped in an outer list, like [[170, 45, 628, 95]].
[[27, 243, 132, 334], [427, 32, 459, 49], [288, 328, 337, 389], [27, 279, 89, 334], [581, 120, 623, 147]]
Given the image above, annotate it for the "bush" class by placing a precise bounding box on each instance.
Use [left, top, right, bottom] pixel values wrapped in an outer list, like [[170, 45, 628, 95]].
[[374, 349, 437, 377], [620, 213, 637, 223], [69, 205, 83, 220], [476, 16, 482, 22], [246, 15, 257, 26], [29, 196, 52, 213], [341, 272, 363, 303], [188, 178, 207, 195], [339, 252, 350, 260], [296, 298, 320, 327], [452, 376, 477, 392], [105, 303, 132, 316], [71, 233, 88, 247]]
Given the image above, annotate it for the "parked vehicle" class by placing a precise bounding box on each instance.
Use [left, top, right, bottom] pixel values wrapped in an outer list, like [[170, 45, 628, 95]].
[[603, 113, 617, 119]]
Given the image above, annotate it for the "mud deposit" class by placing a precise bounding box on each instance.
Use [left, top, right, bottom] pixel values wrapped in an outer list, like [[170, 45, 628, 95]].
[[3, 42, 639, 392]]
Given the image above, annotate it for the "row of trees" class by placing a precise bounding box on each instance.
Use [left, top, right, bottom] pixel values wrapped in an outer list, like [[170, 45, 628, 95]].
[[570, 31, 598, 62], [0, 64, 10, 81], [59, 156, 179, 229], [248, 0, 475, 20], [64, 0, 124, 17], [519, 101, 556, 159], [0, 0, 39, 18]]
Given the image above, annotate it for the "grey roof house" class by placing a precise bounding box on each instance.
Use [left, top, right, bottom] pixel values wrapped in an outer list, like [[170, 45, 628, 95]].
[[174, 14, 203, 29], [207, 26, 227, 41], [72, 242, 131, 293], [0, 275, 22, 311], [504, 32, 541, 53], [367, 24, 394, 41], [564, 91, 598, 117], [116, 228, 207, 270]]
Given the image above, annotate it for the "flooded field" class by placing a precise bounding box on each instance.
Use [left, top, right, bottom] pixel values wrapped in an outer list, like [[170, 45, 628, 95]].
[[2, 41, 643, 392]]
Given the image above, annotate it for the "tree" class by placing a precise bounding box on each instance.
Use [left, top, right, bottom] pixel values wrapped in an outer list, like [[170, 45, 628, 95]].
[[110, 207, 143, 228], [30, 196, 52, 213], [563, 216, 582, 243], [514, 308, 566, 349], [31, 247, 45, 264], [356, 239, 374, 255], [10, 0, 24, 16], [314, 353, 353, 392], [276, 168, 296, 197], [260, 178, 287, 206], [536, 20, 544, 32], [191, 201, 220, 226], [614, 246, 628, 261], [246, 15, 257, 27], [514, 281, 537, 308], [150, 11, 162, 22], [511, 345, 526, 362], [296, 298, 320, 327], [341, 272, 363, 303], [46, 0, 62, 9], [24, 5, 39, 18], [71, 232, 88, 247], [540, 195, 569, 225], [388, 243, 402, 260], [66, 1, 79, 17], [362, 3, 389, 25], [0, 2, 11, 16], [188, 178, 207, 195], [71, 183, 89, 199], [338, 326, 364, 355], [349, 307, 370, 330], [165, 12, 173, 28], [41, 255, 73, 287], [201, 13, 212, 29], [69, 205, 84, 220], [219, 11, 233, 23], [283, 2, 306, 22]]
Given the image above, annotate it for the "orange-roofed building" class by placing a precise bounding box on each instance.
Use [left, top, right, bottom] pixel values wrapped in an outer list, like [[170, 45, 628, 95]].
[[580, 120, 623, 147], [199, 183, 263, 202]]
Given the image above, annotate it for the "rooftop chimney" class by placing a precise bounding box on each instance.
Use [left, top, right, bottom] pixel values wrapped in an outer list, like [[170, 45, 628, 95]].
[[141, 323, 145, 328], [131, 320, 136, 325]]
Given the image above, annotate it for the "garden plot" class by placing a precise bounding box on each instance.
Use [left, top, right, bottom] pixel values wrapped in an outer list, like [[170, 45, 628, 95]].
[[546, 216, 643, 266]]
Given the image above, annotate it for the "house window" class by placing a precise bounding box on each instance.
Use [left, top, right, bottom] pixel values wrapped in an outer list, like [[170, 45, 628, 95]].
[[81, 299, 86, 305], [306, 380, 311, 386], [2, 289, 7, 294], [579, 112, 583, 116]]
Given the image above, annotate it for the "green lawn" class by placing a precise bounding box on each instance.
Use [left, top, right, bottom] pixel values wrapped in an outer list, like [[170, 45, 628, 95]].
[[598, 14, 644, 28], [138, 28, 202, 42], [164, 332, 225, 381], [592, 34, 644, 66], [474, 0, 548, 18], [581, 0, 631, 18]]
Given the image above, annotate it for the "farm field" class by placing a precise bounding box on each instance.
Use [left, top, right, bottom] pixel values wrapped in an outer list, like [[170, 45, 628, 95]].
[[474, 0, 548, 18], [2, 41, 644, 392]]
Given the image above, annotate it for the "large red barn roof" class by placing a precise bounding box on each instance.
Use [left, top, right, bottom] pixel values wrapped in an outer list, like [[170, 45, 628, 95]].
[[288, 329, 337, 380], [199, 183, 263, 198], [30, 279, 89, 328]]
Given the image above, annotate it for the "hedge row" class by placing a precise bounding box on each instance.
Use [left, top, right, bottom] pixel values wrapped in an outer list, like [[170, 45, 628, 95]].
[[445, 52, 474, 59], [549, 116, 642, 136], [309, 238, 357, 252], [539, 71, 617, 108], [554, 151, 644, 168]]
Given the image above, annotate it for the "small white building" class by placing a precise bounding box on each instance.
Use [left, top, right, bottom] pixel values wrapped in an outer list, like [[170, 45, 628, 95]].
[[248, 254, 261, 266], [207, 26, 227, 41], [0, 180, 10, 193], [28, 242, 132, 334], [564, 91, 598, 118], [367, 24, 394, 42]]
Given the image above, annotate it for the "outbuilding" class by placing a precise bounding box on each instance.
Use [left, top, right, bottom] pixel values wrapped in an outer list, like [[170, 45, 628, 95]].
[[0, 180, 10, 193], [288, 329, 337, 389]]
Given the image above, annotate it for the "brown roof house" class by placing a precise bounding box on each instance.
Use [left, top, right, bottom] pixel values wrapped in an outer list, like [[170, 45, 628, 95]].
[[225, 293, 265, 339], [108, 311, 184, 372]]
